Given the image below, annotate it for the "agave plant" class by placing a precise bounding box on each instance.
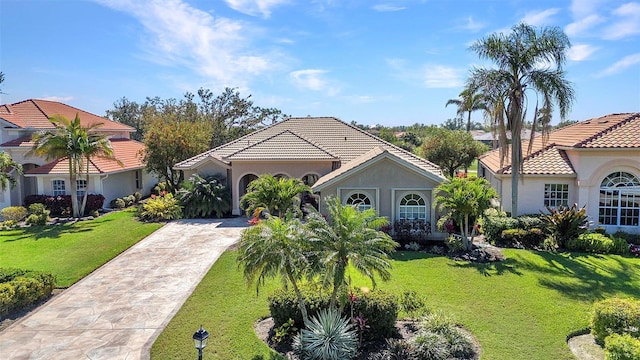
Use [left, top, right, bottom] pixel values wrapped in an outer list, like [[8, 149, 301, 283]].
[[293, 307, 358, 360]]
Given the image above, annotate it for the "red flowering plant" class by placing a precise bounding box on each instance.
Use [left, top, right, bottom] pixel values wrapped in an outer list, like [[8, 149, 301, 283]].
[[630, 243, 640, 257]]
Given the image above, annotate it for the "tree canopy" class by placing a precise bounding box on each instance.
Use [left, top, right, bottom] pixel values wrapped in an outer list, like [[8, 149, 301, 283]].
[[421, 128, 489, 177], [141, 114, 212, 191], [0, 152, 22, 191], [106, 88, 288, 146]]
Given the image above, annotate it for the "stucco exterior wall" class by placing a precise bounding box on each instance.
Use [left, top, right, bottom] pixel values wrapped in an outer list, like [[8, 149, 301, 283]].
[[229, 160, 334, 215], [316, 157, 444, 238], [483, 148, 640, 234]]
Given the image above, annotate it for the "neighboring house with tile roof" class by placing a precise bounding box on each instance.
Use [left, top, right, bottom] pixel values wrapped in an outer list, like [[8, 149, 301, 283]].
[[478, 113, 640, 234], [0, 99, 157, 210], [175, 116, 447, 235]]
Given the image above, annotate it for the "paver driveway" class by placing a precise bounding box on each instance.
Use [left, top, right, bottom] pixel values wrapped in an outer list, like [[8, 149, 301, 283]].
[[0, 217, 247, 360]]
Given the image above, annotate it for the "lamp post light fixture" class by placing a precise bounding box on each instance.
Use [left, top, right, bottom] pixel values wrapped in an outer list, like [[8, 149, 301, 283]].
[[192, 325, 209, 360]]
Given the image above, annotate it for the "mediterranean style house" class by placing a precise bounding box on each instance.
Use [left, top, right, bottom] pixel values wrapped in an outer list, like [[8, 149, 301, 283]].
[[174, 116, 447, 235], [0, 99, 157, 209], [479, 113, 640, 234]]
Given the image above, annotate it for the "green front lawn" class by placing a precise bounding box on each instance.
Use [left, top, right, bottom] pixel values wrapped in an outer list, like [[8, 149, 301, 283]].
[[0, 209, 163, 287], [152, 249, 640, 360]]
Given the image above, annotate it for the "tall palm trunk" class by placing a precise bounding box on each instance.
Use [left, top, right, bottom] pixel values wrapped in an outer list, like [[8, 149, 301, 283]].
[[329, 264, 346, 310], [287, 272, 309, 324], [80, 157, 90, 216], [68, 157, 80, 218]]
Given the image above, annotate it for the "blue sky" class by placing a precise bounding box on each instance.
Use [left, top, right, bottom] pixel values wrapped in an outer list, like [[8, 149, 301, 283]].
[[1, 0, 639, 126]]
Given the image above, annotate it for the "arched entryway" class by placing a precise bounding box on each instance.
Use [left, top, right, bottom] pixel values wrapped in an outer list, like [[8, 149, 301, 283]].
[[238, 173, 258, 200]]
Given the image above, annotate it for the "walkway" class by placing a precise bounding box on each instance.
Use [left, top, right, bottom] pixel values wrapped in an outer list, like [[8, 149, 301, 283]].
[[0, 217, 248, 360]]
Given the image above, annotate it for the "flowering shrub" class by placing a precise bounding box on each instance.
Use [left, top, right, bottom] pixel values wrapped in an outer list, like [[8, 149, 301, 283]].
[[630, 244, 640, 257]]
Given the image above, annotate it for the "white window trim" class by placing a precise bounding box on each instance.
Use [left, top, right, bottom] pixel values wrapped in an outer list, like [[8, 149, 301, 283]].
[[337, 188, 379, 212], [391, 188, 433, 225], [543, 183, 569, 208], [52, 179, 66, 196]]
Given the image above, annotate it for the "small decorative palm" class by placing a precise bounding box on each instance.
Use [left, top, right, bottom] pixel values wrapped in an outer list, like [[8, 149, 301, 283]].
[[293, 308, 358, 360]]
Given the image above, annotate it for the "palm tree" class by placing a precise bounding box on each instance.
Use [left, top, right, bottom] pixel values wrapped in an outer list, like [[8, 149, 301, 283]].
[[29, 114, 117, 217], [237, 215, 313, 324], [467, 23, 574, 216], [240, 174, 311, 217], [445, 87, 487, 132], [305, 197, 398, 309], [78, 129, 120, 215], [0, 152, 22, 191], [434, 177, 499, 250]]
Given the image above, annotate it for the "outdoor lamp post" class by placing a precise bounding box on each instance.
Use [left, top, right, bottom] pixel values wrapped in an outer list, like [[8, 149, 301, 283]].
[[192, 325, 209, 360]]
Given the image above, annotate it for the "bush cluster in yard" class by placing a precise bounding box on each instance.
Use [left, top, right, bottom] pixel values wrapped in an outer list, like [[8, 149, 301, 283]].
[[373, 311, 476, 360], [109, 192, 141, 209], [591, 298, 640, 346], [566, 233, 629, 255], [605, 333, 640, 360], [26, 203, 50, 226], [1, 206, 27, 222], [481, 215, 544, 248], [137, 193, 182, 222], [268, 286, 398, 341], [0, 268, 56, 317], [24, 194, 105, 216]]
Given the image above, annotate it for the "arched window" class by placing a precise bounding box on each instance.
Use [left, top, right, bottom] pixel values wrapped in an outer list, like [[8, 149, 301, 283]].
[[302, 174, 319, 186], [346, 192, 372, 211], [399, 193, 427, 220], [599, 171, 640, 226]]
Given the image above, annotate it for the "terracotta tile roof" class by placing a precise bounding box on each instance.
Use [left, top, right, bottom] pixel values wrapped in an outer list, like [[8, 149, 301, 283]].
[[175, 116, 443, 176], [1, 136, 34, 148], [0, 99, 134, 132], [223, 130, 339, 161], [480, 113, 640, 175], [25, 139, 145, 175]]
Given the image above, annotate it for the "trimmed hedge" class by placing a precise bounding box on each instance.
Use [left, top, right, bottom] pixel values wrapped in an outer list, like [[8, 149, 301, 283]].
[[24, 194, 105, 216], [483, 215, 544, 248], [500, 228, 545, 248], [0, 206, 27, 221], [591, 298, 640, 345], [567, 233, 629, 255], [605, 334, 640, 360], [268, 286, 398, 341], [0, 268, 56, 318]]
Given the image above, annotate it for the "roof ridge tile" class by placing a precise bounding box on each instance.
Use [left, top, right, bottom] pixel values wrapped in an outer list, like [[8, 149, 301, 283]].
[[576, 113, 640, 148]]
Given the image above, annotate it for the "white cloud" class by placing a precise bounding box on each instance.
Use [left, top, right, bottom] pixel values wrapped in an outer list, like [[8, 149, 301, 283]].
[[42, 96, 74, 102], [387, 59, 463, 88], [94, 0, 277, 88], [372, 3, 406, 12], [422, 65, 464, 88], [460, 16, 485, 32], [565, 14, 604, 37], [599, 53, 640, 76], [567, 44, 598, 61], [603, 2, 640, 40], [522, 8, 560, 26], [223, 0, 289, 18], [570, 0, 606, 18], [289, 69, 340, 95]]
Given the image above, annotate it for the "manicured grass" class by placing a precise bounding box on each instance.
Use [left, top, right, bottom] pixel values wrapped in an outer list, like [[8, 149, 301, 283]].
[[152, 249, 640, 360], [0, 209, 163, 287]]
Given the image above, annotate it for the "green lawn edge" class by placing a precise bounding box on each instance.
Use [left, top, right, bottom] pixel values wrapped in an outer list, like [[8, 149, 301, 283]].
[[152, 249, 640, 360], [0, 209, 163, 287]]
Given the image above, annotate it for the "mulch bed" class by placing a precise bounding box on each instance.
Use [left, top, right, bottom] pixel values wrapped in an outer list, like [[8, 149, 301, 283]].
[[255, 317, 481, 359]]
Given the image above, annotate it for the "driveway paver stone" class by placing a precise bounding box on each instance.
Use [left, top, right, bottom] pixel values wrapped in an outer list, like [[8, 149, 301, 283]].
[[0, 217, 247, 360]]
